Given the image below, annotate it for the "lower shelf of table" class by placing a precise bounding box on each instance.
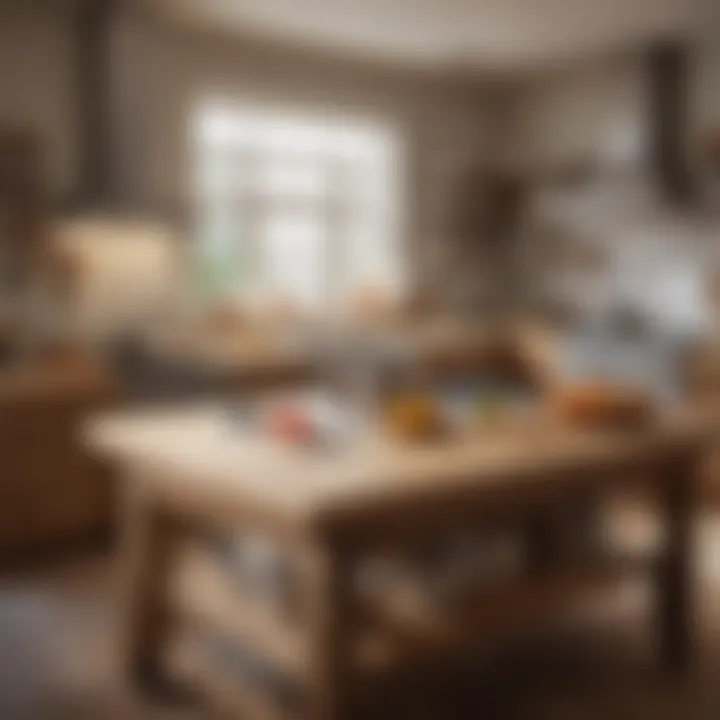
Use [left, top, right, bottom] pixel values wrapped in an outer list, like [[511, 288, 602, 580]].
[[168, 543, 657, 693]]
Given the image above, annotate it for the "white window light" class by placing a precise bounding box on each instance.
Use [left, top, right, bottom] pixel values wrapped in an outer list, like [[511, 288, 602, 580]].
[[191, 101, 405, 313]]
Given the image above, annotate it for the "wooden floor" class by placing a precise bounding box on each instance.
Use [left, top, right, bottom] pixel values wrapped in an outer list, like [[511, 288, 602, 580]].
[[3, 512, 720, 719]]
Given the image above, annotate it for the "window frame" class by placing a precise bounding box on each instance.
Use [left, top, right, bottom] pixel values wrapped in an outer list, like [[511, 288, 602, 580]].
[[189, 100, 407, 312]]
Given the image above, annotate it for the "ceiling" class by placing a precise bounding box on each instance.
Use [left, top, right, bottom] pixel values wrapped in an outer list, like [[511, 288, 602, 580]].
[[149, 0, 701, 72]]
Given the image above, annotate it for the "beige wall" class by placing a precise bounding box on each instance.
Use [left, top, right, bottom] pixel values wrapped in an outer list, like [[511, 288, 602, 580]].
[[108, 9, 492, 297], [0, 3, 78, 202], [513, 29, 720, 178], [0, 0, 492, 299], [513, 51, 649, 174]]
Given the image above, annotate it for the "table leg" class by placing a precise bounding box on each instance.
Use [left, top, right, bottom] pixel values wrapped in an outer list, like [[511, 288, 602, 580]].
[[121, 483, 180, 694], [656, 452, 697, 674], [303, 540, 358, 720], [524, 511, 556, 575]]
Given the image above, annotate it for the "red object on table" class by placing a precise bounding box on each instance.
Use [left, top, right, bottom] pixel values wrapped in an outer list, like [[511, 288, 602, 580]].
[[268, 405, 317, 444]]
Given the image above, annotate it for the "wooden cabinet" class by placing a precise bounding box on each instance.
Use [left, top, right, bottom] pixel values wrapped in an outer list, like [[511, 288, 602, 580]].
[[0, 363, 118, 563]]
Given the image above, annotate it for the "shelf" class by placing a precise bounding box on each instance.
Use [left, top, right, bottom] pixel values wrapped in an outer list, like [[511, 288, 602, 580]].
[[170, 540, 656, 687], [356, 556, 654, 678], [169, 629, 293, 720], [170, 543, 307, 682]]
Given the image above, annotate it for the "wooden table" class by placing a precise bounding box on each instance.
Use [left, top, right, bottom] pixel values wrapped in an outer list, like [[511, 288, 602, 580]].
[[87, 401, 717, 720]]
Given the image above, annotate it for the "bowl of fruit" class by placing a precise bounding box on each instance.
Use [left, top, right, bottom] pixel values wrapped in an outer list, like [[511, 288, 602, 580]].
[[383, 393, 448, 442], [550, 381, 653, 430]]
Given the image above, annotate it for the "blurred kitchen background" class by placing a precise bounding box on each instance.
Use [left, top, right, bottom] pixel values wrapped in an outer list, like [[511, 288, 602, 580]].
[[1, 0, 720, 718]]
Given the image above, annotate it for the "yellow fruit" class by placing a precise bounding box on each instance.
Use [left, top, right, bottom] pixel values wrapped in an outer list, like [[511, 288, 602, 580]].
[[385, 395, 444, 440]]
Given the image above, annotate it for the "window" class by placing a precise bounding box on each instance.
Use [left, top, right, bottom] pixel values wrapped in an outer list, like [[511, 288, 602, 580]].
[[192, 102, 404, 313]]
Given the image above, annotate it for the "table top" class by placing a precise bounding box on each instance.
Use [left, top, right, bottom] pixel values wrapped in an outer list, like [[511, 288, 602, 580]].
[[86, 397, 720, 537]]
